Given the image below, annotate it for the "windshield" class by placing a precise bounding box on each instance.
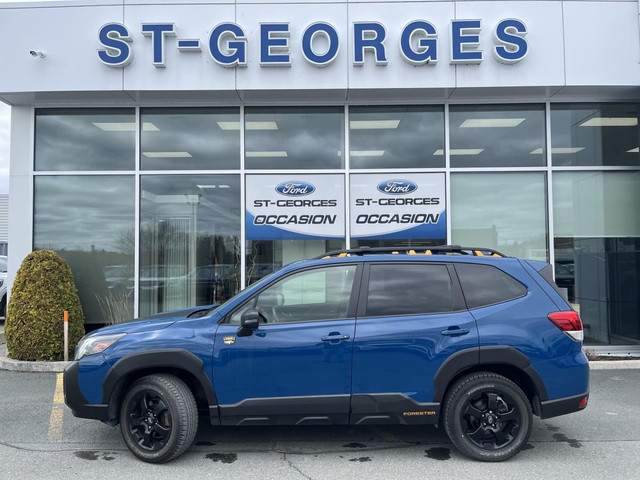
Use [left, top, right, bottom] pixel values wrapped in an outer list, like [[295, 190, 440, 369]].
[[204, 267, 283, 315]]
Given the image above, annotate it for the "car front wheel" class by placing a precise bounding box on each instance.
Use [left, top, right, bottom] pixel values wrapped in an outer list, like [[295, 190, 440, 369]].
[[443, 372, 532, 462], [119, 374, 198, 463]]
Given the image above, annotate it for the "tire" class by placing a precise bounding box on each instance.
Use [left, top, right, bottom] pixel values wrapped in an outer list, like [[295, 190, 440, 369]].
[[443, 372, 532, 462], [119, 374, 198, 463]]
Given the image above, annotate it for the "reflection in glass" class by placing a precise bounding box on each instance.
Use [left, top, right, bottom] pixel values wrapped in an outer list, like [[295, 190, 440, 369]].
[[230, 265, 357, 324], [246, 239, 344, 285], [35, 109, 135, 171], [140, 175, 240, 316], [449, 105, 545, 167], [245, 107, 344, 170], [451, 173, 548, 260], [553, 172, 640, 345], [550, 103, 640, 166], [141, 108, 240, 170], [34, 176, 135, 324], [349, 106, 444, 168]]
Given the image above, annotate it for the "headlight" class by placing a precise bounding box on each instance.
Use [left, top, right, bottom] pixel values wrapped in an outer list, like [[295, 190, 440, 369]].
[[75, 333, 126, 360]]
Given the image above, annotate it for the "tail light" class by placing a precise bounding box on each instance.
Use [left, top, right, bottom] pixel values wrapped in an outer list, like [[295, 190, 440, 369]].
[[548, 311, 584, 342]]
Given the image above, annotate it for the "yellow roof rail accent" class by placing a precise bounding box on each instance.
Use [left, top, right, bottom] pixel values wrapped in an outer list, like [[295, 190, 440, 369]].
[[316, 246, 507, 259]]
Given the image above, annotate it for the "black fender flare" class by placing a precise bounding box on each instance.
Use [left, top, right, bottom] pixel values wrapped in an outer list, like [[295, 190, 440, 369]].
[[432, 346, 548, 403], [102, 349, 218, 420]]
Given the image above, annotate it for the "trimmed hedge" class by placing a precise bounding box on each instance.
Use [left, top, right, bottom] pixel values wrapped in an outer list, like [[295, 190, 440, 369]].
[[5, 250, 85, 361]]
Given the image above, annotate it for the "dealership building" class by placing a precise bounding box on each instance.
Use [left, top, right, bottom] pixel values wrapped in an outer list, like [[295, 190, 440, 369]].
[[0, 0, 638, 349]]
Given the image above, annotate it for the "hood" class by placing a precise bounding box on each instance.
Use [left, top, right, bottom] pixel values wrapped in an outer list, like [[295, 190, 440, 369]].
[[84, 304, 218, 337]]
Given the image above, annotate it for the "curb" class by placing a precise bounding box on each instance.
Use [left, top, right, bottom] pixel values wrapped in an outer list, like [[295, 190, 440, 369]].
[[587, 359, 640, 370], [0, 343, 71, 373]]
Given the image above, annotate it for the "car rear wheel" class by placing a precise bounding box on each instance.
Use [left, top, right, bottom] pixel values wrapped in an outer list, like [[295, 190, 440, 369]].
[[443, 372, 532, 462], [120, 374, 198, 463]]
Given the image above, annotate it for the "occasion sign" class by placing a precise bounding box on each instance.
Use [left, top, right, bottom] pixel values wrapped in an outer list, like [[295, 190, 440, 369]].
[[350, 173, 446, 239], [246, 175, 345, 240]]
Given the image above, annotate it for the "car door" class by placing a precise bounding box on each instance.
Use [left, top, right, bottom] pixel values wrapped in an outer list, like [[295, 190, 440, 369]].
[[350, 261, 479, 425], [213, 263, 361, 425]]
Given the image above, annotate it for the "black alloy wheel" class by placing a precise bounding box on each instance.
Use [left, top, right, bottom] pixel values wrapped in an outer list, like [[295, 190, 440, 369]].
[[126, 391, 172, 451], [119, 374, 198, 463], [443, 372, 532, 462], [460, 390, 521, 450]]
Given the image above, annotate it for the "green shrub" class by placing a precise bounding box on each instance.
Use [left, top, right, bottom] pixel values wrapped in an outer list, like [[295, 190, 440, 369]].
[[5, 250, 85, 361]]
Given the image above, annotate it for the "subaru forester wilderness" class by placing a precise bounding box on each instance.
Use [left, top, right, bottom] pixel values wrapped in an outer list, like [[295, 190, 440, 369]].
[[64, 246, 589, 463]]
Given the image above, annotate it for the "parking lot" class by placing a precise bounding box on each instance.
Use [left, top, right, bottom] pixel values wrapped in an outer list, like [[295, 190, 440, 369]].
[[0, 367, 639, 479]]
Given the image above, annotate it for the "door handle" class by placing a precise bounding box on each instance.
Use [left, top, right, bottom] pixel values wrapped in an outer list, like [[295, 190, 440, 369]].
[[441, 327, 470, 337], [321, 333, 350, 342]]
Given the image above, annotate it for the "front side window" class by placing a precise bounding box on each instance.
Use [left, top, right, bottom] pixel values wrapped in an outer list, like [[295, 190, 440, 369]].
[[230, 265, 357, 324], [365, 263, 454, 317]]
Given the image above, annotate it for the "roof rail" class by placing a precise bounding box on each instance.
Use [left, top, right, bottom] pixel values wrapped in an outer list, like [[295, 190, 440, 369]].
[[316, 245, 507, 259]]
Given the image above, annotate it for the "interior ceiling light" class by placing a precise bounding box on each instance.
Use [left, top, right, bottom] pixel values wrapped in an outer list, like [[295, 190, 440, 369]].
[[579, 117, 638, 127], [350, 150, 385, 157], [433, 148, 484, 156], [93, 122, 159, 131], [350, 120, 400, 130], [460, 118, 526, 128], [245, 151, 288, 157], [627, 147, 639, 153], [530, 147, 585, 154], [217, 121, 278, 130], [142, 152, 193, 158], [197, 184, 230, 189]]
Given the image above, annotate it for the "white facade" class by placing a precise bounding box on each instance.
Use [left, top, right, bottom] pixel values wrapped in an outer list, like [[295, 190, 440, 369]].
[[0, 1, 638, 346]]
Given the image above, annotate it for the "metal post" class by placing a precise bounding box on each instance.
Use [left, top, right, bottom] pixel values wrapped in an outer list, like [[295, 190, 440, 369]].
[[63, 310, 69, 361]]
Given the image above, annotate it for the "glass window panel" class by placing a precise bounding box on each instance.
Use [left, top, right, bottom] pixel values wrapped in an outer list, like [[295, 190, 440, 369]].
[[454, 263, 526, 309], [35, 109, 135, 171], [449, 105, 546, 167], [451, 173, 548, 261], [33, 176, 135, 325], [141, 108, 240, 170], [550, 103, 640, 166], [247, 239, 345, 285], [553, 172, 640, 345], [140, 175, 241, 316], [349, 106, 444, 168], [365, 264, 454, 316], [229, 264, 357, 324], [245, 107, 344, 170]]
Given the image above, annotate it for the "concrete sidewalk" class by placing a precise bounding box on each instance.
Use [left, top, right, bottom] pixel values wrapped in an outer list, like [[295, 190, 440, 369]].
[[1, 322, 639, 373]]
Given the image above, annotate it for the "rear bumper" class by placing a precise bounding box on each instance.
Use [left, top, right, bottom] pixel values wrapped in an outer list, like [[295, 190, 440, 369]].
[[63, 361, 110, 421], [540, 392, 589, 419]]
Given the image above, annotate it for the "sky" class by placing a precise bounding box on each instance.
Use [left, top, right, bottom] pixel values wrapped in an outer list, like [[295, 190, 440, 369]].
[[0, 102, 9, 194]]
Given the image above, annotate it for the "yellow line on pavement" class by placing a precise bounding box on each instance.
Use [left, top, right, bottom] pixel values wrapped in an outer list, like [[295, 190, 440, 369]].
[[48, 373, 64, 442]]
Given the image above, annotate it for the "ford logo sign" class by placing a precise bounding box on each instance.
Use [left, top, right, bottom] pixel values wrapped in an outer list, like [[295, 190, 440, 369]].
[[377, 179, 418, 195], [275, 181, 316, 196]]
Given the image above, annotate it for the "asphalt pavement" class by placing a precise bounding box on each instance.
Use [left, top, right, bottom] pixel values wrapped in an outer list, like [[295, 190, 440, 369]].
[[0, 366, 639, 479]]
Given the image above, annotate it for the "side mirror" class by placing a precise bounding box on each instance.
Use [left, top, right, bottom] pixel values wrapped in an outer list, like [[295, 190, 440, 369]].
[[238, 309, 260, 336]]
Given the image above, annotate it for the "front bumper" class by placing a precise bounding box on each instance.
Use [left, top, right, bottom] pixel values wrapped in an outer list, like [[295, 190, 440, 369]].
[[539, 391, 589, 419], [63, 361, 111, 421]]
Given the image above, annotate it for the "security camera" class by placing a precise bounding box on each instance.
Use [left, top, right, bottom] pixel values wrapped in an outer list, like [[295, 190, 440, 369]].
[[29, 50, 45, 58]]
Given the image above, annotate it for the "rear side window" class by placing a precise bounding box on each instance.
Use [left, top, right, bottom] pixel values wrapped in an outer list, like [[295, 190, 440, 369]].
[[365, 263, 454, 317], [455, 263, 527, 309]]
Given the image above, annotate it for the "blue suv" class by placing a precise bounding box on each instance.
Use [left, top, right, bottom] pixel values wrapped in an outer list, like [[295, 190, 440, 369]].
[[64, 246, 589, 463]]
